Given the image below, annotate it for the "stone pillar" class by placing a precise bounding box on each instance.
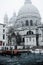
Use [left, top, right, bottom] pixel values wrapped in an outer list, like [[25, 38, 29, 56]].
[[36, 28, 39, 46], [42, 29, 43, 41], [36, 28, 38, 34]]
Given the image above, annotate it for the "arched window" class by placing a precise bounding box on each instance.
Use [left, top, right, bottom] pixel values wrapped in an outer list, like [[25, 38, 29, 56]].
[[23, 38, 25, 42], [27, 31, 34, 35], [30, 20, 33, 26], [26, 20, 29, 26]]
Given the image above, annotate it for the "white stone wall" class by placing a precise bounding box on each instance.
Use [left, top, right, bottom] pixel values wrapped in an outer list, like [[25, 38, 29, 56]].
[[25, 35, 36, 46], [3, 25, 6, 46], [0, 24, 3, 41], [0, 24, 7, 49]]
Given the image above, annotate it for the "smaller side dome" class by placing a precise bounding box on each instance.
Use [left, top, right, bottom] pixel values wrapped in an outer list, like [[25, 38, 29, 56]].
[[9, 12, 16, 26]]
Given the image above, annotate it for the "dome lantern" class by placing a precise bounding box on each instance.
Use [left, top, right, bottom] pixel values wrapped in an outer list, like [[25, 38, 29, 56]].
[[25, 0, 32, 4]]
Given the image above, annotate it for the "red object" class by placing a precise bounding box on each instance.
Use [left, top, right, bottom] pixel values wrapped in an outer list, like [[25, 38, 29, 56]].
[[13, 50, 18, 54], [0, 49, 30, 56], [0, 41, 2, 46]]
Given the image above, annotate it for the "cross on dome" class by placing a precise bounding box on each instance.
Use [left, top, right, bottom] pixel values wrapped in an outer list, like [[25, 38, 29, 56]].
[[25, 0, 32, 4]]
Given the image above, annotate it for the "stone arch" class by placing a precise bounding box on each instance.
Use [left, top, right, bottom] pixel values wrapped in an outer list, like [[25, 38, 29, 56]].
[[30, 20, 33, 26], [27, 30, 34, 35], [25, 20, 29, 26]]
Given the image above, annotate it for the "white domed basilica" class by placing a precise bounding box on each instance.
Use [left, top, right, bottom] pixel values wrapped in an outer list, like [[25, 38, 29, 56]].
[[7, 0, 43, 48]]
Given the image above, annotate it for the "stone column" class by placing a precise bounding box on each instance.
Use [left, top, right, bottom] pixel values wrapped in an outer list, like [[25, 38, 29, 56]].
[[36, 28, 39, 46], [42, 29, 43, 41]]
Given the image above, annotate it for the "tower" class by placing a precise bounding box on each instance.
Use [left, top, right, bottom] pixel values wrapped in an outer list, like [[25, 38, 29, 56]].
[[4, 14, 8, 26]]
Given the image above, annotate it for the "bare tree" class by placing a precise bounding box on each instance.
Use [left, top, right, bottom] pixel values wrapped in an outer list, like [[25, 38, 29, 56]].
[[16, 33, 22, 46], [7, 27, 15, 45], [7, 27, 22, 49]]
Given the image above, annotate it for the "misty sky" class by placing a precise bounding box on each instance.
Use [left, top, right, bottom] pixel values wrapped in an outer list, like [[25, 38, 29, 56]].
[[0, 0, 43, 23]]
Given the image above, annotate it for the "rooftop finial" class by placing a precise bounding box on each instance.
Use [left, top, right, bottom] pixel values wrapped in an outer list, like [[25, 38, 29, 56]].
[[25, 0, 32, 4]]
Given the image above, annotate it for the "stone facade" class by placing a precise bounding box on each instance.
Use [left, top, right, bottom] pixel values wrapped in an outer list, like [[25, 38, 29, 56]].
[[13, 0, 43, 47], [4, 0, 43, 49]]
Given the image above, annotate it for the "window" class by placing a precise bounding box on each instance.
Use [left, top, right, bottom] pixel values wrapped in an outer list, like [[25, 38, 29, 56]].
[[29, 31, 31, 35], [27, 31, 34, 35], [3, 42, 5, 46], [23, 38, 25, 42], [3, 25, 5, 27], [26, 20, 29, 26], [30, 20, 33, 26], [3, 34, 5, 39], [3, 29, 5, 33]]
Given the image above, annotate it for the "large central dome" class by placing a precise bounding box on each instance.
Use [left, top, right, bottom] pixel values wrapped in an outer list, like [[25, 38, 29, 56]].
[[16, 0, 41, 28], [17, 0, 40, 19]]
